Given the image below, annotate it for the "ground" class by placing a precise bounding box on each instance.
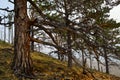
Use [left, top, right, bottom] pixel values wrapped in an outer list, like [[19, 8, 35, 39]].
[[0, 40, 120, 80]]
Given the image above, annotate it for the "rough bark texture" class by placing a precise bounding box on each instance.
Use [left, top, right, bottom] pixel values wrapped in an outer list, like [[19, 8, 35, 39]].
[[12, 0, 34, 78]]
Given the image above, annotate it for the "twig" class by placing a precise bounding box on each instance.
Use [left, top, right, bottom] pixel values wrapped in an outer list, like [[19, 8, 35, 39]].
[[8, 0, 14, 4], [0, 8, 14, 12], [0, 22, 14, 26]]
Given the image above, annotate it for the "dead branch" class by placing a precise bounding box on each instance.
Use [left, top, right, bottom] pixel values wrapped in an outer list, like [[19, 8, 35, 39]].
[[0, 7, 14, 12], [8, 0, 14, 4]]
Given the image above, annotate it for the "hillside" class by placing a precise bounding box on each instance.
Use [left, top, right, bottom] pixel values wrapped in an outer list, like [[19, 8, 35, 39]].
[[0, 40, 120, 80]]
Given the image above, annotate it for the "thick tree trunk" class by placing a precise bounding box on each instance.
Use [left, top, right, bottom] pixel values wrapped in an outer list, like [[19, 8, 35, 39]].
[[12, 0, 34, 78]]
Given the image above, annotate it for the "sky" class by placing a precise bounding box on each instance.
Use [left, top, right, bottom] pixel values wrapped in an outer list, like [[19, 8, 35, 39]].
[[0, 0, 120, 40], [109, 4, 120, 23], [0, 0, 120, 22], [0, 0, 120, 41]]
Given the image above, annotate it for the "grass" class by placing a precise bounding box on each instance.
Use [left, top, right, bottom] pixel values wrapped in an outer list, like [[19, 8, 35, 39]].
[[0, 41, 120, 80], [0, 40, 11, 48]]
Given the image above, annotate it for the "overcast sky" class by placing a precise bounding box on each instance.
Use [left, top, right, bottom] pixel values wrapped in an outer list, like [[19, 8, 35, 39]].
[[0, 1, 120, 40], [109, 4, 120, 22], [0, 0, 120, 22]]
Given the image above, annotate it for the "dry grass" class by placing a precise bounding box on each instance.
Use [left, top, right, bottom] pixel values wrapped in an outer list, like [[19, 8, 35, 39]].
[[0, 40, 120, 80]]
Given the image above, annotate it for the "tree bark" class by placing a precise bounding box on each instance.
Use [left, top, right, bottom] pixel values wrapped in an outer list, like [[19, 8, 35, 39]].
[[4, 24, 6, 42], [11, 26, 14, 44], [82, 50, 86, 74], [67, 31, 72, 67], [97, 58, 100, 71], [104, 47, 109, 74], [90, 54, 92, 69], [30, 26, 34, 51], [8, 27, 11, 43], [12, 0, 34, 78], [64, 0, 73, 67]]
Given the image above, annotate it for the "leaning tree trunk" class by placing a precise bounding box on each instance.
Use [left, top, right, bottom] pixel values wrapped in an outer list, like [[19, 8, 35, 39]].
[[12, 0, 34, 78]]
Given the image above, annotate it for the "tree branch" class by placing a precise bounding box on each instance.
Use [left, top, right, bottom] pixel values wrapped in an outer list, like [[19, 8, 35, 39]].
[[0, 7, 14, 12], [34, 24, 58, 46], [30, 37, 66, 51], [27, 0, 44, 17], [8, 0, 14, 4], [0, 22, 14, 26]]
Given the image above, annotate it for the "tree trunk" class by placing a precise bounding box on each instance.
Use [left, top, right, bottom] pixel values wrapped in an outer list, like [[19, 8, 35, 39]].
[[8, 28, 11, 43], [89, 53, 92, 69], [0, 31, 1, 40], [64, 0, 73, 68], [104, 48, 109, 74], [82, 50, 86, 74], [12, 0, 34, 78], [4, 25, 6, 42], [67, 31, 72, 67], [30, 26, 34, 51], [97, 58, 100, 71], [11, 26, 14, 44]]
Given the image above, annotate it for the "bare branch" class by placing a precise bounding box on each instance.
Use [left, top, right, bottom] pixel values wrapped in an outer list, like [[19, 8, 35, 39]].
[[8, 0, 14, 4], [30, 37, 66, 51], [0, 7, 14, 12], [34, 24, 58, 46], [0, 22, 14, 26]]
